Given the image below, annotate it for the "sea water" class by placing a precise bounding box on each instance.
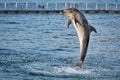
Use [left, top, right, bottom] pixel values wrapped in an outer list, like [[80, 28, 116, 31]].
[[0, 13, 120, 80]]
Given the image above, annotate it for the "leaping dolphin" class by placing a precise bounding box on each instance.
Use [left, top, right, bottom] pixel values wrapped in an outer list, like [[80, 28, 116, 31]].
[[61, 8, 97, 67]]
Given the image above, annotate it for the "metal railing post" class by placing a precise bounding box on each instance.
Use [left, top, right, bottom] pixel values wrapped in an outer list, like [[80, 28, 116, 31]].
[[55, 3, 57, 10], [106, 3, 108, 10], [46, 3, 48, 10], [96, 3, 98, 10], [70, 3, 72, 8], [116, 3, 117, 10], [4, 2, 6, 9], [65, 2, 67, 8], [26, 2, 28, 9], [15, 2, 17, 9], [86, 3, 88, 10], [36, 2, 38, 9]]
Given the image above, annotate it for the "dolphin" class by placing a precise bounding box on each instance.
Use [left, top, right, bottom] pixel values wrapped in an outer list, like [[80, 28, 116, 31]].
[[61, 8, 97, 67]]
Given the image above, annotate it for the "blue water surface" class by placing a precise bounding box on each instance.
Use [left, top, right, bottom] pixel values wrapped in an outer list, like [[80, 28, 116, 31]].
[[0, 13, 120, 80]]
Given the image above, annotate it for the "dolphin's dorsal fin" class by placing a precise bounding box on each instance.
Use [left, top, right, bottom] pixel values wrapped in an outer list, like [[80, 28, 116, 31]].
[[89, 25, 97, 33], [67, 18, 72, 28]]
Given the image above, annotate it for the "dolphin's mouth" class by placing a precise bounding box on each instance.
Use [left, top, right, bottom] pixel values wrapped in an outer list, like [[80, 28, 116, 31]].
[[60, 10, 68, 16]]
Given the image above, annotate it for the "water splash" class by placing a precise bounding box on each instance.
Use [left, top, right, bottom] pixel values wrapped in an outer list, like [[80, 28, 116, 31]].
[[24, 62, 93, 78], [53, 66, 92, 74]]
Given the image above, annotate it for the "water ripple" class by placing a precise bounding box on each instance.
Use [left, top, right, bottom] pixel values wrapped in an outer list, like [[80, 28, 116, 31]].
[[0, 20, 20, 24]]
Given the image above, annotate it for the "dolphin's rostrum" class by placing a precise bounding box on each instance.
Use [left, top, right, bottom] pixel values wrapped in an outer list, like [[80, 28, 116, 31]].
[[61, 8, 97, 67]]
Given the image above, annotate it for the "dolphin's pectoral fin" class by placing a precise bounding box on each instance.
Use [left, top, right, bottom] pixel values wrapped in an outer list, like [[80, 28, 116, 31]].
[[67, 18, 72, 28], [90, 25, 97, 33]]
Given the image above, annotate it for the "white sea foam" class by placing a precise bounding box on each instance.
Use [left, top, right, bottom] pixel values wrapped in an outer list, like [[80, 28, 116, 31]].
[[25, 63, 92, 77], [24, 62, 113, 78], [53, 66, 92, 74]]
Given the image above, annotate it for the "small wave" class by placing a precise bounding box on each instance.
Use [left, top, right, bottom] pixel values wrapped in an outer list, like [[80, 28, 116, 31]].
[[0, 20, 20, 24], [51, 48, 65, 51], [0, 48, 15, 52], [7, 22, 20, 24]]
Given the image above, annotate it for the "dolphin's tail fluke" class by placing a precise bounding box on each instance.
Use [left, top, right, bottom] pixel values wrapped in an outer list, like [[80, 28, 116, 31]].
[[89, 25, 97, 33]]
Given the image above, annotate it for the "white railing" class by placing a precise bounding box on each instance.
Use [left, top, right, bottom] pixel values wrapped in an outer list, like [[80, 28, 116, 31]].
[[0, 2, 120, 10]]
